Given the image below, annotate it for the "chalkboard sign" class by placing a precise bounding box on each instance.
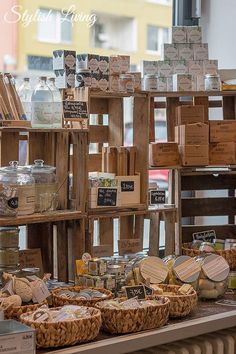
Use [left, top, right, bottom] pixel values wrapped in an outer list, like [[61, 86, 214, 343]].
[[150, 190, 166, 205], [121, 181, 134, 192], [144, 285, 154, 296], [97, 188, 117, 207], [63, 100, 88, 119], [192, 230, 216, 242], [125, 285, 146, 300]]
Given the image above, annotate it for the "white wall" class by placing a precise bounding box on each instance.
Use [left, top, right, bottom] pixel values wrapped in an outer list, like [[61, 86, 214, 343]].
[[201, 0, 236, 69]]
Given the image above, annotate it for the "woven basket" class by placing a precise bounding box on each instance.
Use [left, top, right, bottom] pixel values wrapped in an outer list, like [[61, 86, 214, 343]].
[[95, 296, 170, 334], [4, 300, 48, 321], [20, 306, 102, 348], [156, 284, 197, 318], [52, 286, 113, 307], [182, 242, 236, 270]]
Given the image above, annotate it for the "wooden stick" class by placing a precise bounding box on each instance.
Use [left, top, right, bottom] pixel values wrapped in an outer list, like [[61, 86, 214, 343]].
[[126, 146, 137, 175]]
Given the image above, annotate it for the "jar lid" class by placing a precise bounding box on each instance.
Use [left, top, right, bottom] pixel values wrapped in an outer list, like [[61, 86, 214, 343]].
[[30, 160, 56, 173], [119, 74, 133, 79], [144, 74, 158, 78], [204, 74, 220, 78], [0, 227, 19, 233], [139, 256, 168, 283], [202, 254, 229, 281], [173, 255, 201, 283], [0, 161, 30, 174], [77, 69, 91, 73]]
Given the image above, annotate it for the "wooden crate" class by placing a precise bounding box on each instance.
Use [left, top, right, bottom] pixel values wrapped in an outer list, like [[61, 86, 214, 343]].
[[0, 128, 88, 282]]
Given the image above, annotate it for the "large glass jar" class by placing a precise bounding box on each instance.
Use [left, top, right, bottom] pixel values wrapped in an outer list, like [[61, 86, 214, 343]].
[[164, 255, 200, 290], [125, 256, 168, 285], [196, 254, 230, 299], [0, 161, 35, 215], [30, 160, 58, 212]]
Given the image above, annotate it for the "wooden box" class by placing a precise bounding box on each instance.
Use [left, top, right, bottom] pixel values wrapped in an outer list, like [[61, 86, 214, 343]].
[[210, 120, 236, 143], [179, 144, 209, 166], [89, 187, 120, 208], [175, 123, 209, 145], [209, 142, 236, 165], [149, 142, 180, 167], [116, 174, 140, 206], [176, 105, 205, 125]]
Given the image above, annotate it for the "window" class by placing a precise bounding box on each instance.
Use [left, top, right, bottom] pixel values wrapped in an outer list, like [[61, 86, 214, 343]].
[[37, 8, 72, 44], [146, 0, 172, 5], [147, 25, 170, 53]]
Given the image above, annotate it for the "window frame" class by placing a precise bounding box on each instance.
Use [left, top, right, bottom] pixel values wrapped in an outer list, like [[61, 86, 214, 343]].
[[146, 25, 170, 55]]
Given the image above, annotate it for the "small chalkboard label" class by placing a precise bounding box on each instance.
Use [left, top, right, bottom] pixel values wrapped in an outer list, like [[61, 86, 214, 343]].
[[97, 188, 117, 207], [121, 181, 134, 192], [63, 100, 88, 118], [150, 190, 166, 205], [192, 230, 216, 242], [125, 285, 146, 300], [144, 285, 154, 296]]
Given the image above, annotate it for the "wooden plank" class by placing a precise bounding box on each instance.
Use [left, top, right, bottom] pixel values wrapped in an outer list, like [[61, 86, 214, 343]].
[[88, 153, 102, 172], [223, 96, 236, 119], [149, 97, 155, 142], [175, 169, 182, 254], [0, 132, 19, 165], [149, 212, 160, 256], [163, 211, 176, 256], [90, 98, 108, 114], [96, 114, 104, 152], [27, 223, 54, 275], [99, 218, 113, 247], [28, 132, 55, 164], [193, 96, 209, 122], [149, 90, 236, 97], [182, 197, 236, 217], [108, 98, 123, 146], [228, 189, 235, 224], [85, 219, 94, 255], [166, 97, 179, 141], [154, 100, 222, 109], [56, 221, 68, 281], [56, 132, 69, 209], [119, 215, 134, 239], [70, 219, 85, 276], [182, 174, 236, 191], [134, 215, 144, 247], [90, 125, 109, 144], [182, 224, 236, 243]]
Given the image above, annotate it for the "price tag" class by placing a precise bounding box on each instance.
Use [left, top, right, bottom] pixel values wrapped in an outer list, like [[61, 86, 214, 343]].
[[192, 230, 216, 242], [150, 190, 166, 205], [63, 100, 88, 118], [32, 280, 51, 304], [97, 188, 117, 207], [121, 181, 134, 192], [125, 285, 146, 299]]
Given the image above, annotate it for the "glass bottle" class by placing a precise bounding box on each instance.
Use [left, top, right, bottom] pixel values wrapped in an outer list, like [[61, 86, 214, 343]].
[[17, 77, 32, 121], [0, 73, 15, 120], [31, 76, 53, 128], [47, 77, 63, 128]]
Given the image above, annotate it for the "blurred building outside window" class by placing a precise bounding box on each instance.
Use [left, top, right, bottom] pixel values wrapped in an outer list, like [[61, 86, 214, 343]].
[[147, 25, 170, 53]]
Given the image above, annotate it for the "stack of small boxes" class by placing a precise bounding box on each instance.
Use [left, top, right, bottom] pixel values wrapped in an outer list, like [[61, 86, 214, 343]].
[[175, 105, 209, 166], [141, 26, 218, 91], [209, 120, 236, 165], [53, 50, 76, 89]]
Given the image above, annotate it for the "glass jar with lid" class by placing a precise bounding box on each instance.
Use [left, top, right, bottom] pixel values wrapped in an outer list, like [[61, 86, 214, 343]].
[[119, 74, 134, 93], [0, 161, 35, 215], [29, 159, 58, 212], [143, 74, 158, 91], [204, 74, 221, 91], [196, 254, 229, 299], [164, 255, 201, 290]]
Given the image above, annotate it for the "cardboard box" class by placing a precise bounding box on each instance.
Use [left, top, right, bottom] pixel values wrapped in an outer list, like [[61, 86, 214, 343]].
[[173, 74, 192, 91], [109, 75, 119, 92], [141, 60, 158, 75], [54, 69, 75, 88], [149, 142, 180, 167], [157, 77, 167, 91], [98, 73, 109, 91], [76, 54, 99, 73], [109, 56, 121, 75], [178, 44, 194, 61], [172, 26, 187, 43], [209, 142, 236, 165], [203, 60, 218, 75], [53, 50, 76, 70], [167, 77, 173, 92], [99, 56, 109, 74], [157, 61, 173, 77], [188, 60, 204, 77], [118, 55, 130, 73], [193, 44, 209, 60], [172, 60, 188, 75], [196, 75, 205, 91], [163, 44, 178, 60], [129, 72, 142, 91], [179, 145, 209, 166], [210, 120, 236, 142], [91, 73, 99, 89], [116, 174, 140, 206], [176, 105, 205, 125], [186, 26, 202, 43], [175, 123, 209, 145]]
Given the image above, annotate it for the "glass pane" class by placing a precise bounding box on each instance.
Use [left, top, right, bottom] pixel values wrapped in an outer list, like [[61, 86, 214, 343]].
[[147, 25, 159, 51], [61, 13, 72, 42], [38, 8, 58, 42]]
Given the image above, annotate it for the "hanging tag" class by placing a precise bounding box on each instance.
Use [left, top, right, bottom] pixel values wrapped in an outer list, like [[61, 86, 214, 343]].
[[32, 280, 51, 304]]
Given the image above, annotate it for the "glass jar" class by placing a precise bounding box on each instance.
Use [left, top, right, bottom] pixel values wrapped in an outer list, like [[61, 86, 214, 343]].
[[119, 74, 134, 93], [125, 256, 168, 285], [196, 254, 229, 299], [204, 74, 221, 91], [192, 240, 202, 249], [213, 239, 225, 251], [225, 239, 236, 250], [143, 74, 158, 91], [0, 248, 19, 267], [228, 271, 236, 289], [0, 161, 35, 215], [164, 255, 200, 290], [75, 69, 92, 88], [0, 227, 19, 248], [30, 159, 58, 212], [199, 242, 215, 253]]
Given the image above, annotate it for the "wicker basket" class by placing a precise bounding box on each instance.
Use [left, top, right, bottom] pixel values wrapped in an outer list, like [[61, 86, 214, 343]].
[[182, 242, 236, 270], [52, 286, 113, 307], [20, 306, 102, 348], [95, 296, 170, 334], [4, 300, 48, 321], [156, 284, 197, 318]]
